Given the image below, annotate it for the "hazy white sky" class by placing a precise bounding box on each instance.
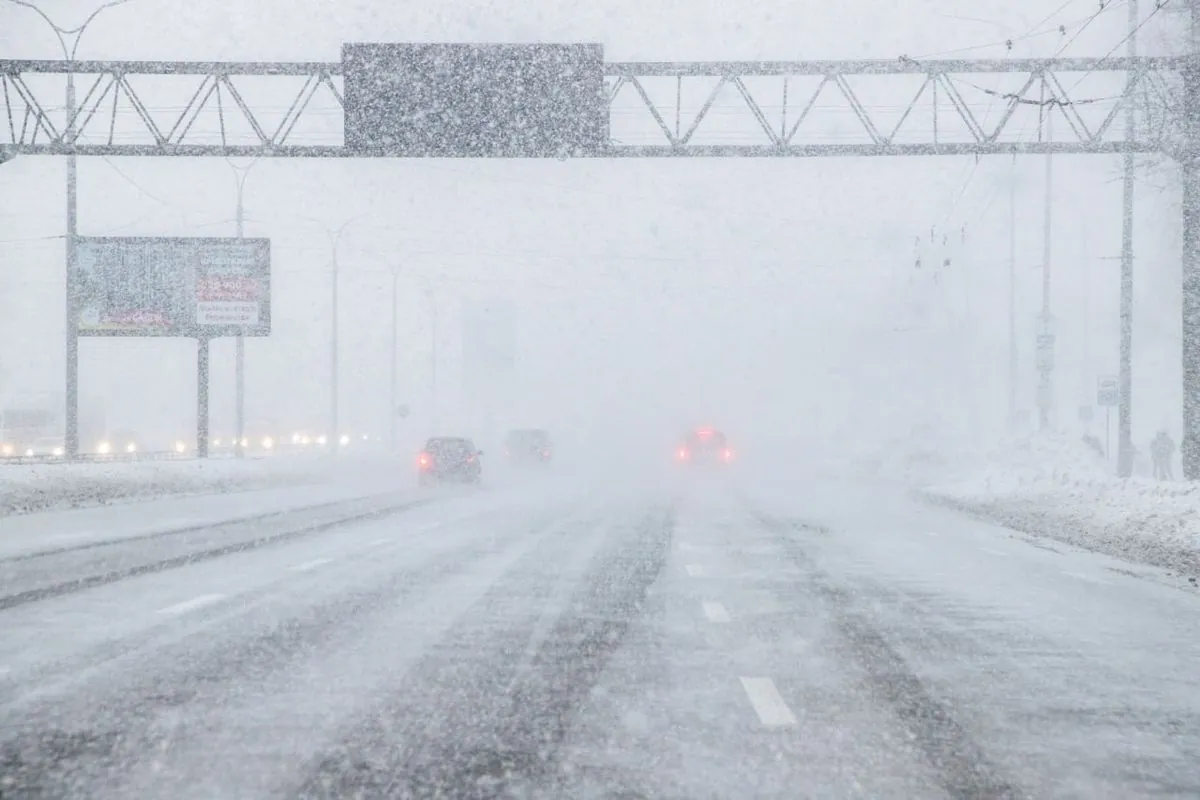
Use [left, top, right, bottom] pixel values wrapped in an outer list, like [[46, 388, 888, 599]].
[[0, 0, 1188, 454]]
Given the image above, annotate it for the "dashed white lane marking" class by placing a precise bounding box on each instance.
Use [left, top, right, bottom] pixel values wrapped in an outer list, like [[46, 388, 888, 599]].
[[685, 564, 706, 577], [365, 538, 392, 547], [739, 676, 797, 727], [157, 594, 226, 616], [979, 547, 1008, 557], [290, 558, 333, 572], [0, 667, 11, 677], [925, 531, 939, 537], [703, 602, 731, 623]]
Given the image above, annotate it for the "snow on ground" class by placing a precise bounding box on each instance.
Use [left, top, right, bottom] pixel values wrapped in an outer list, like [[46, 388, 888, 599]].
[[919, 434, 1200, 576], [0, 457, 413, 559], [0, 454, 402, 517]]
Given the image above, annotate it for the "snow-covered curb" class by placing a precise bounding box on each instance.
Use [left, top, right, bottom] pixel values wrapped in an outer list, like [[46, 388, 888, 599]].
[[906, 434, 1200, 575], [923, 488, 1200, 576], [0, 457, 369, 517]]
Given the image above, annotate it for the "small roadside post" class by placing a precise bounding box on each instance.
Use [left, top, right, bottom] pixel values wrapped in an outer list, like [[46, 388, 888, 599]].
[[1098, 376, 1119, 460]]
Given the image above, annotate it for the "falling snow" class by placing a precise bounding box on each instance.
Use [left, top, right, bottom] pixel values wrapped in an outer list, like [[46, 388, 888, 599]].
[[0, 1, 1199, 797]]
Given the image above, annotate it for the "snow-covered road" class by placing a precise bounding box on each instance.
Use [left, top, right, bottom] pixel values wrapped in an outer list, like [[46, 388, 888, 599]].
[[1, 477, 1198, 798]]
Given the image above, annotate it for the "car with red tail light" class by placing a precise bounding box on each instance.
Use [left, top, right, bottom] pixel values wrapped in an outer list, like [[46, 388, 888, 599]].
[[417, 437, 483, 487], [676, 427, 734, 466]]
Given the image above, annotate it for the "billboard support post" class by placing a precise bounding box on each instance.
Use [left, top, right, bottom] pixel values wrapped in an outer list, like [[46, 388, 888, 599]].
[[197, 338, 210, 459]]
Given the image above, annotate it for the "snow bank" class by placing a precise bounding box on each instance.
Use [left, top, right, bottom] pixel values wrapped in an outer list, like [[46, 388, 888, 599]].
[[922, 434, 1200, 575], [0, 455, 396, 517]]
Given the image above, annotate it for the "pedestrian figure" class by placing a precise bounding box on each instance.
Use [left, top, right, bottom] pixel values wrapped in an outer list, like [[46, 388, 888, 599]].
[[1151, 430, 1176, 480]]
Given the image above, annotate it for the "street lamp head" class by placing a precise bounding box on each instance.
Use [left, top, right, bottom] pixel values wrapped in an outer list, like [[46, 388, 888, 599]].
[[5, 0, 137, 58]]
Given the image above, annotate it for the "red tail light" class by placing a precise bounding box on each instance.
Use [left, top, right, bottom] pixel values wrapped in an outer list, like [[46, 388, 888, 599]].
[[417, 452, 432, 469], [722, 448, 733, 461], [677, 447, 689, 460]]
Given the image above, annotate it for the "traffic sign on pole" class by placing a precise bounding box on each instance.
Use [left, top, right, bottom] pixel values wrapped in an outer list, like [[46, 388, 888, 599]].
[[1097, 375, 1119, 407]]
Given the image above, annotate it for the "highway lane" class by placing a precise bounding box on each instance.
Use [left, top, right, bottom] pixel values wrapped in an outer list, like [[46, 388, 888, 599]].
[[0, 477, 1197, 798]]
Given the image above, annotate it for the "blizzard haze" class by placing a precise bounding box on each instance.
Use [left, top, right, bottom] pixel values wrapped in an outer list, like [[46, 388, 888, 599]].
[[4, 3, 1200, 799], [0, 0, 1185, 471]]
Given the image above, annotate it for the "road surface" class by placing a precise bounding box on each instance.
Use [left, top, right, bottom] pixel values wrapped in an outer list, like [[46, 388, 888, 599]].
[[1, 475, 1198, 798]]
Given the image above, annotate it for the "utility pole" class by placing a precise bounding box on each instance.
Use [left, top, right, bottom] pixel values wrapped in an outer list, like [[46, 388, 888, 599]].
[[1182, 0, 1200, 479], [1037, 108, 1055, 431], [1117, 0, 1139, 478], [1008, 154, 1018, 432]]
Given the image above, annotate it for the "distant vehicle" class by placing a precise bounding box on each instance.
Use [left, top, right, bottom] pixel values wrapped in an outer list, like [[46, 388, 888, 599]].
[[676, 427, 734, 466], [23, 436, 65, 459], [504, 429, 553, 466], [417, 437, 483, 487], [0, 407, 58, 458], [94, 429, 139, 456]]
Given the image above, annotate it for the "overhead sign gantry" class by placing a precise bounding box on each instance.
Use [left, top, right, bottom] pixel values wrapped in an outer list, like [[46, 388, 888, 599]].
[[0, 43, 1190, 475], [0, 50, 1177, 157]]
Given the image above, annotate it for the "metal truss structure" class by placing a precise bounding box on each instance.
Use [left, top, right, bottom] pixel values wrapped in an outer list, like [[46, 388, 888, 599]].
[[0, 50, 1192, 475], [0, 55, 1183, 158]]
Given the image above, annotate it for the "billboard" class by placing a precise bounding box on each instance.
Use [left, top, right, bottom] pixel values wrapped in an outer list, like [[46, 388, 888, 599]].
[[343, 43, 608, 157], [71, 237, 271, 337]]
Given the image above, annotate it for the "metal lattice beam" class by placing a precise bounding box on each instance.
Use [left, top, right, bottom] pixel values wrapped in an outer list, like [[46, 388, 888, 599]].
[[0, 56, 1181, 157]]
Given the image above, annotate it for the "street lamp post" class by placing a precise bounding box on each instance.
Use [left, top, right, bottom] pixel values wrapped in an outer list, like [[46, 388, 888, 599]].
[[426, 286, 439, 432], [228, 159, 260, 458], [5, 0, 135, 459], [389, 264, 400, 453], [325, 217, 365, 455]]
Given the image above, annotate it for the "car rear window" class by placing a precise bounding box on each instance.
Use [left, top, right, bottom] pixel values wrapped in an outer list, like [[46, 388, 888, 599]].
[[428, 439, 473, 455], [687, 431, 727, 448], [508, 431, 549, 446]]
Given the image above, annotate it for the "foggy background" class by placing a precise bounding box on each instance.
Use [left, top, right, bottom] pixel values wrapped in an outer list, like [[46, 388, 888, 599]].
[[0, 0, 1187, 463]]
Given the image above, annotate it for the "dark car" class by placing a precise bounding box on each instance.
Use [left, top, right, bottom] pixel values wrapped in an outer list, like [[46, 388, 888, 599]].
[[676, 427, 734, 466], [418, 437, 483, 487], [504, 429, 553, 466]]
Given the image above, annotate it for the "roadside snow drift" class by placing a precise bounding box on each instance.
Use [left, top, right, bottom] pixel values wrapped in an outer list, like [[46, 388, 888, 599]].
[[923, 435, 1200, 576], [0, 456, 391, 517]]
